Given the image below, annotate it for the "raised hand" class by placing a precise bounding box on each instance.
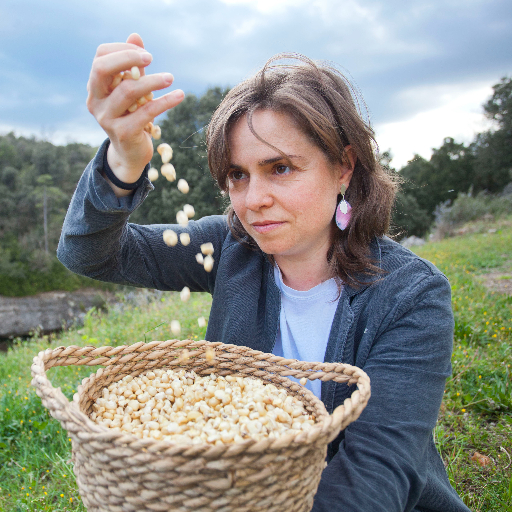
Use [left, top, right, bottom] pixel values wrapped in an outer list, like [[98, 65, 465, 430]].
[[86, 33, 184, 190]]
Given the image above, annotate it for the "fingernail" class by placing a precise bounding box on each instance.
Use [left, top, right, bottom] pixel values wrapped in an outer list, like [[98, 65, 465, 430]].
[[172, 89, 185, 100], [141, 52, 153, 64], [163, 73, 174, 85]]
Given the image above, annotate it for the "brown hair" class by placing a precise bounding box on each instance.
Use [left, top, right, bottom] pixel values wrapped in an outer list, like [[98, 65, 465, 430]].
[[206, 53, 397, 287]]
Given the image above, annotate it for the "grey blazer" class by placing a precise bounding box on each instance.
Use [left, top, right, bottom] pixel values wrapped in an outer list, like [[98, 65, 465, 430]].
[[58, 140, 470, 512]]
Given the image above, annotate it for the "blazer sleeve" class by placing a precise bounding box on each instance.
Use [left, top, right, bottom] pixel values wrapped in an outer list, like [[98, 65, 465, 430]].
[[312, 269, 456, 512], [57, 139, 229, 294]]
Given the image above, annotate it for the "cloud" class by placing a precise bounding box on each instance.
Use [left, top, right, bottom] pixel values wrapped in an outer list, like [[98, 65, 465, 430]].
[[375, 81, 495, 169], [0, 0, 510, 166]]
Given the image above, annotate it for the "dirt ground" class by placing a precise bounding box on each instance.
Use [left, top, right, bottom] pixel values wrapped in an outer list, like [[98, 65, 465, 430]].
[[476, 262, 512, 296]]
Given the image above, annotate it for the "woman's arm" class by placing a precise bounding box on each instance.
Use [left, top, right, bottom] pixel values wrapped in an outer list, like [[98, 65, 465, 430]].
[[58, 34, 228, 293], [312, 269, 468, 512], [57, 139, 229, 293]]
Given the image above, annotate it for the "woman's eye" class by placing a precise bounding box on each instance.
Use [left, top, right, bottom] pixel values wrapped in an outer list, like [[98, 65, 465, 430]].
[[229, 170, 246, 181], [275, 165, 291, 175]]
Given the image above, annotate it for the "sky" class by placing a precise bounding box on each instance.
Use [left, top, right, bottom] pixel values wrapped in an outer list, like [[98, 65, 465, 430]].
[[1, 0, 511, 169]]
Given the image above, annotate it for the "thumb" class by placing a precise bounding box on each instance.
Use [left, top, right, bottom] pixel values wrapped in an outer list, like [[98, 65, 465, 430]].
[[127, 33, 144, 49]]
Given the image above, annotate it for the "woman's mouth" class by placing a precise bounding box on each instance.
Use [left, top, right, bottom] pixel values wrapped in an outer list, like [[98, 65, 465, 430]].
[[250, 221, 285, 234]]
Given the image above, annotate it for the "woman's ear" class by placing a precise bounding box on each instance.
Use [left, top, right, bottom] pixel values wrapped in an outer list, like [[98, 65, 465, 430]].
[[338, 146, 356, 189]]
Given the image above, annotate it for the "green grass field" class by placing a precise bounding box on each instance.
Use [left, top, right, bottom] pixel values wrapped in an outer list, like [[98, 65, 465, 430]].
[[0, 220, 510, 511], [413, 220, 512, 511]]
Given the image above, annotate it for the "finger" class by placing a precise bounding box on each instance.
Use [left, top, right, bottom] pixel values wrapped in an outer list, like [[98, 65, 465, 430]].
[[139, 89, 185, 121], [89, 50, 153, 99], [111, 89, 185, 135], [126, 33, 144, 49], [95, 42, 149, 58], [126, 33, 147, 78], [107, 73, 177, 118]]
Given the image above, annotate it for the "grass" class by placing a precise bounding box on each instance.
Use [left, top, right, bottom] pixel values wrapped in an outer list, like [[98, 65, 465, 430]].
[[0, 219, 511, 511], [0, 290, 212, 511], [413, 218, 512, 511]]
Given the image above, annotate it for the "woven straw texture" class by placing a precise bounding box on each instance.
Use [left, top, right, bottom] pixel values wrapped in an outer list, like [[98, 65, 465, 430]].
[[31, 339, 371, 512]]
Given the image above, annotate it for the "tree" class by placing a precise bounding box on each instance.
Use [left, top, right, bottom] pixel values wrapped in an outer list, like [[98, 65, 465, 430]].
[[472, 76, 512, 193], [379, 151, 432, 238], [483, 76, 512, 131], [397, 136, 477, 227], [391, 191, 431, 238], [0, 133, 98, 296], [429, 137, 476, 199], [398, 155, 438, 219], [131, 87, 230, 225]]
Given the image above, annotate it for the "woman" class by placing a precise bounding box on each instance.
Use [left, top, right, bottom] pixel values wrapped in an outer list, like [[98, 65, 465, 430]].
[[58, 34, 470, 511]]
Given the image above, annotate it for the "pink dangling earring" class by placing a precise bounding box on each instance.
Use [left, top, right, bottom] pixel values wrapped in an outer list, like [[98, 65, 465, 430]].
[[335, 183, 352, 230]]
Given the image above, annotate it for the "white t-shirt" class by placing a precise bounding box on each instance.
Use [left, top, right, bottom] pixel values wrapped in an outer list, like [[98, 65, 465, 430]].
[[272, 266, 341, 398]]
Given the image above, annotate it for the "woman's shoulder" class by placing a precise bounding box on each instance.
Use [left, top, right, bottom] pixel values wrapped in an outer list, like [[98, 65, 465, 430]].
[[352, 236, 452, 306], [376, 236, 447, 281], [352, 238, 453, 338]]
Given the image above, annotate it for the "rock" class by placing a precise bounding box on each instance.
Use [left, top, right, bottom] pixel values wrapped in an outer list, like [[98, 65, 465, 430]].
[[400, 236, 426, 249], [0, 289, 114, 338]]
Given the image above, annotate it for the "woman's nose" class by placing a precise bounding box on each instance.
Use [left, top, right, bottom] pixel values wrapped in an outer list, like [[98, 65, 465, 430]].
[[244, 176, 273, 211]]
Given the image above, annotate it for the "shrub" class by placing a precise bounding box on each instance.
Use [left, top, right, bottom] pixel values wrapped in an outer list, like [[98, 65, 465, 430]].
[[432, 188, 512, 238]]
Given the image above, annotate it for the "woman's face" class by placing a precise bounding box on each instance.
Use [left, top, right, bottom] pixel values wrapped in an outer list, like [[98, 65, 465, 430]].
[[227, 110, 354, 264]]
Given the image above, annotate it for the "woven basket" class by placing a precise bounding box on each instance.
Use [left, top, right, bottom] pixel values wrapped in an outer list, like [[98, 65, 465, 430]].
[[31, 339, 371, 512]]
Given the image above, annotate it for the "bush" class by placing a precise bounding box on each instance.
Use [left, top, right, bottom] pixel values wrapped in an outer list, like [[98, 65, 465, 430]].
[[391, 191, 432, 238], [432, 188, 512, 238], [0, 252, 112, 297]]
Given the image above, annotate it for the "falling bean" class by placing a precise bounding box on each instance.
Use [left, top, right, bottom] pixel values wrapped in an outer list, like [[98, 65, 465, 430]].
[[200, 243, 214, 256], [179, 233, 191, 246], [157, 143, 171, 156], [151, 125, 161, 140], [180, 286, 191, 302], [161, 147, 173, 164], [170, 320, 181, 336], [179, 349, 190, 363], [203, 255, 214, 272], [205, 347, 215, 361], [163, 229, 178, 247], [183, 204, 195, 218], [161, 163, 176, 182], [148, 168, 159, 181], [177, 179, 189, 194], [176, 210, 188, 227]]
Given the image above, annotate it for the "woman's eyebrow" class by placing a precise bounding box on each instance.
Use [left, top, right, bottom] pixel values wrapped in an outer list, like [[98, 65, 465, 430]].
[[229, 155, 304, 170], [258, 155, 303, 166]]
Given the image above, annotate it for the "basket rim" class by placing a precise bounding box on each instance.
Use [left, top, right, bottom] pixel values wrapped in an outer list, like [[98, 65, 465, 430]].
[[31, 339, 371, 457]]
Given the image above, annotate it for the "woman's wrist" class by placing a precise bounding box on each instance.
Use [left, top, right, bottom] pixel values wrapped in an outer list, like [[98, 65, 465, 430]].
[[103, 141, 149, 196]]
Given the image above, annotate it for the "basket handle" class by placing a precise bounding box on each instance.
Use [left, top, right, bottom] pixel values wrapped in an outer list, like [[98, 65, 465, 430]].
[[290, 365, 371, 443], [248, 354, 372, 440], [31, 348, 103, 435]]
